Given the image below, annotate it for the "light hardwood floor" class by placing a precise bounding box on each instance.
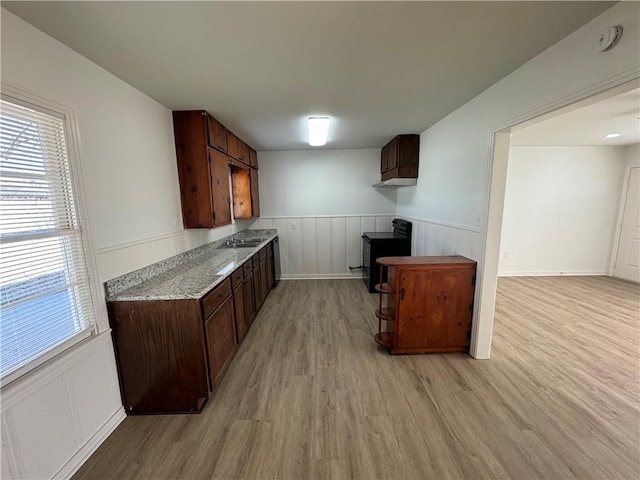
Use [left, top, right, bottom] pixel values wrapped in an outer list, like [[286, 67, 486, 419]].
[[74, 276, 639, 480]]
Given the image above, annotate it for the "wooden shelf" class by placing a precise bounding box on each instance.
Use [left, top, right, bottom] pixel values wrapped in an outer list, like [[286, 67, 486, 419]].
[[374, 332, 393, 348], [374, 283, 393, 294], [375, 308, 395, 322]]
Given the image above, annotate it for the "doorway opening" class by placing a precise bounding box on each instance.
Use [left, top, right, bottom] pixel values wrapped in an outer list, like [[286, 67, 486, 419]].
[[473, 79, 639, 359]]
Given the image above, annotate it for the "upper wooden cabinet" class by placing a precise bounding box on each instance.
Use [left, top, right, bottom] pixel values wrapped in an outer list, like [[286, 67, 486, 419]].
[[380, 134, 419, 180], [173, 111, 230, 228], [227, 131, 249, 166], [173, 110, 260, 227]]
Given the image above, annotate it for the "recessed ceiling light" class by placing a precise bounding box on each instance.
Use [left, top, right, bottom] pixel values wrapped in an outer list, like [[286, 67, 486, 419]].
[[604, 133, 621, 138], [308, 117, 330, 146]]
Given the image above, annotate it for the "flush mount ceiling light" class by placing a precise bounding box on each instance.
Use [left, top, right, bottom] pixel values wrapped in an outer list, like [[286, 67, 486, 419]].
[[308, 117, 330, 146], [604, 133, 621, 138]]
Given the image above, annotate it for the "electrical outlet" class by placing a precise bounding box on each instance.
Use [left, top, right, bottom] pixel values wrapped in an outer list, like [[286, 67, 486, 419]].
[[504, 250, 511, 258], [290, 221, 297, 230]]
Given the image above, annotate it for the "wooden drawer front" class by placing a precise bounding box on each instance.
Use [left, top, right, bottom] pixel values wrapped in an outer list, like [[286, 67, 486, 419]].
[[252, 253, 260, 269], [242, 260, 253, 277], [259, 247, 267, 261], [231, 268, 244, 290], [202, 278, 232, 319]]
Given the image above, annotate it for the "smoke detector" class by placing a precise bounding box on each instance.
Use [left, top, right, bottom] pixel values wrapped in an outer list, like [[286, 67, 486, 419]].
[[596, 26, 623, 52]]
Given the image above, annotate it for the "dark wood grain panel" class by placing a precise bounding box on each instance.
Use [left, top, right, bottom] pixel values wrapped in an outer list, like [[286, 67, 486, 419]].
[[233, 281, 248, 343], [173, 111, 213, 228], [231, 267, 244, 289], [108, 299, 209, 414], [243, 270, 256, 326], [205, 297, 238, 389], [209, 148, 232, 227], [227, 131, 249, 165], [206, 114, 228, 153], [202, 278, 232, 319]]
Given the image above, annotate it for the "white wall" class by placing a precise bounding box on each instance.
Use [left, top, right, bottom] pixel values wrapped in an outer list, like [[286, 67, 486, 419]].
[[252, 149, 397, 279], [498, 146, 626, 276], [258, 149, 396, 216], [0, 10, 240, 479], [395, 2, 639, 358], [624, 143, 640, 166]]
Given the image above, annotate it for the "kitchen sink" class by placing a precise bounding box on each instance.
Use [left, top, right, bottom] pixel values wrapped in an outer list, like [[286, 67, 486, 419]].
[[220, 238, 267, 248]]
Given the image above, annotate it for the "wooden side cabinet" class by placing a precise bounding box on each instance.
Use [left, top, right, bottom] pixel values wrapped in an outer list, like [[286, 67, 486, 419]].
[[374, 256, 476, 354]]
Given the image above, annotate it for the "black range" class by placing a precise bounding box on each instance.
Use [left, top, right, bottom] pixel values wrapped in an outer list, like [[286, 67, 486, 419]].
[[362, 218, 412, 293]]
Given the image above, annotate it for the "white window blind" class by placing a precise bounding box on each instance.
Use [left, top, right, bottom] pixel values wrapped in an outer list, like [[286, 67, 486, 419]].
[[0, 97, 96, 384]]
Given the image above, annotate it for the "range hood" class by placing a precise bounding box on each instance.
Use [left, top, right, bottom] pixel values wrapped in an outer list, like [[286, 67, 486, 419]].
[[373, 177, 418, 188]]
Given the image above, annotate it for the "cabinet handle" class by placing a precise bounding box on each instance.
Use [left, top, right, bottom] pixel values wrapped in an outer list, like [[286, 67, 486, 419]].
[[400, 287, 405, 301]]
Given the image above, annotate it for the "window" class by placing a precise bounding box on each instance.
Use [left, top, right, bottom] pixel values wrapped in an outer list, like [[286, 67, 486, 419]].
[[0, 96, 96, 384]]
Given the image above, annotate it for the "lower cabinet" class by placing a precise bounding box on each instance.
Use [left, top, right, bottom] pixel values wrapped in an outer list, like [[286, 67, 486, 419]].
[[243, 272, 256, 326], [107, 241, 278, 415], [204, 296, 237, 389]]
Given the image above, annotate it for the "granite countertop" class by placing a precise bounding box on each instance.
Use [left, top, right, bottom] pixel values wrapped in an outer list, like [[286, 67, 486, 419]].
[[105, 229, 277, 302]]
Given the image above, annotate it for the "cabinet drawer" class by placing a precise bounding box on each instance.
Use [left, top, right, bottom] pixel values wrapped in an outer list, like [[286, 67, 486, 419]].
[[252, 253, 260, 269], [259, 247, 267, 261], [242, 260, 252, 277], [231, 268, 244, 290], [202, 278, 232, 319]]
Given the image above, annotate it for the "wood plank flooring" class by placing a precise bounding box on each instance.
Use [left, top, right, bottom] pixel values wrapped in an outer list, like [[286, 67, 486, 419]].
[[73, 276, 640, 479]]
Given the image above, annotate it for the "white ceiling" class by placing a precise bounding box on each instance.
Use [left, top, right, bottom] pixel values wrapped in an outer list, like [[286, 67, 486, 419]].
[[2, 1, 615, 151], [511, 88, 640, 146]]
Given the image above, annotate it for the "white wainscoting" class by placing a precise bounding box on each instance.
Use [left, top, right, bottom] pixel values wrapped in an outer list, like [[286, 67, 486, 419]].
[[1, 332, 125, 480], [396, 215, 482, 261], [251, 215, 394, 278]]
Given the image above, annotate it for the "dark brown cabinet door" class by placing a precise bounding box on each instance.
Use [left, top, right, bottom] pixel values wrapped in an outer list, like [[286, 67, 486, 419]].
[[227, 132, 249, 165], [250, 168, 260, 218], [248, 147, 258, 169], [253, 264, 263, 311], [396, 268, 474, 350], [233, 284, 248, 344], [243, 272, 256, 325], [173, 111, 214, 228], [259, 260, 269, 304], [209, 148, 232, 227], [204, 296, 237, 389], [108, 299, 209, 414], [387, 137, 398, 170], [207, 114, 228, 153], [380, 145, 389, 173]]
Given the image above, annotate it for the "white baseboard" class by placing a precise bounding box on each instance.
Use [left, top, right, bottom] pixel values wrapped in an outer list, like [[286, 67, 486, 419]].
[[280, 273, 363, 280], [54, 407, 126, 479], [498, 270, 608, 277]]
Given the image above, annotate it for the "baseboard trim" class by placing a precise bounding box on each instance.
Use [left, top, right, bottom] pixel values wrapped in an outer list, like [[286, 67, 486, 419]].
[[54, 407, 126, 479], [281, 274, 363, 280], [498, 270, 608, 277]]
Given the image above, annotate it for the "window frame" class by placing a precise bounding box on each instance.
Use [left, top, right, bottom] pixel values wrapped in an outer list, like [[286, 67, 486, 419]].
[[1, 84, 103, 388]]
